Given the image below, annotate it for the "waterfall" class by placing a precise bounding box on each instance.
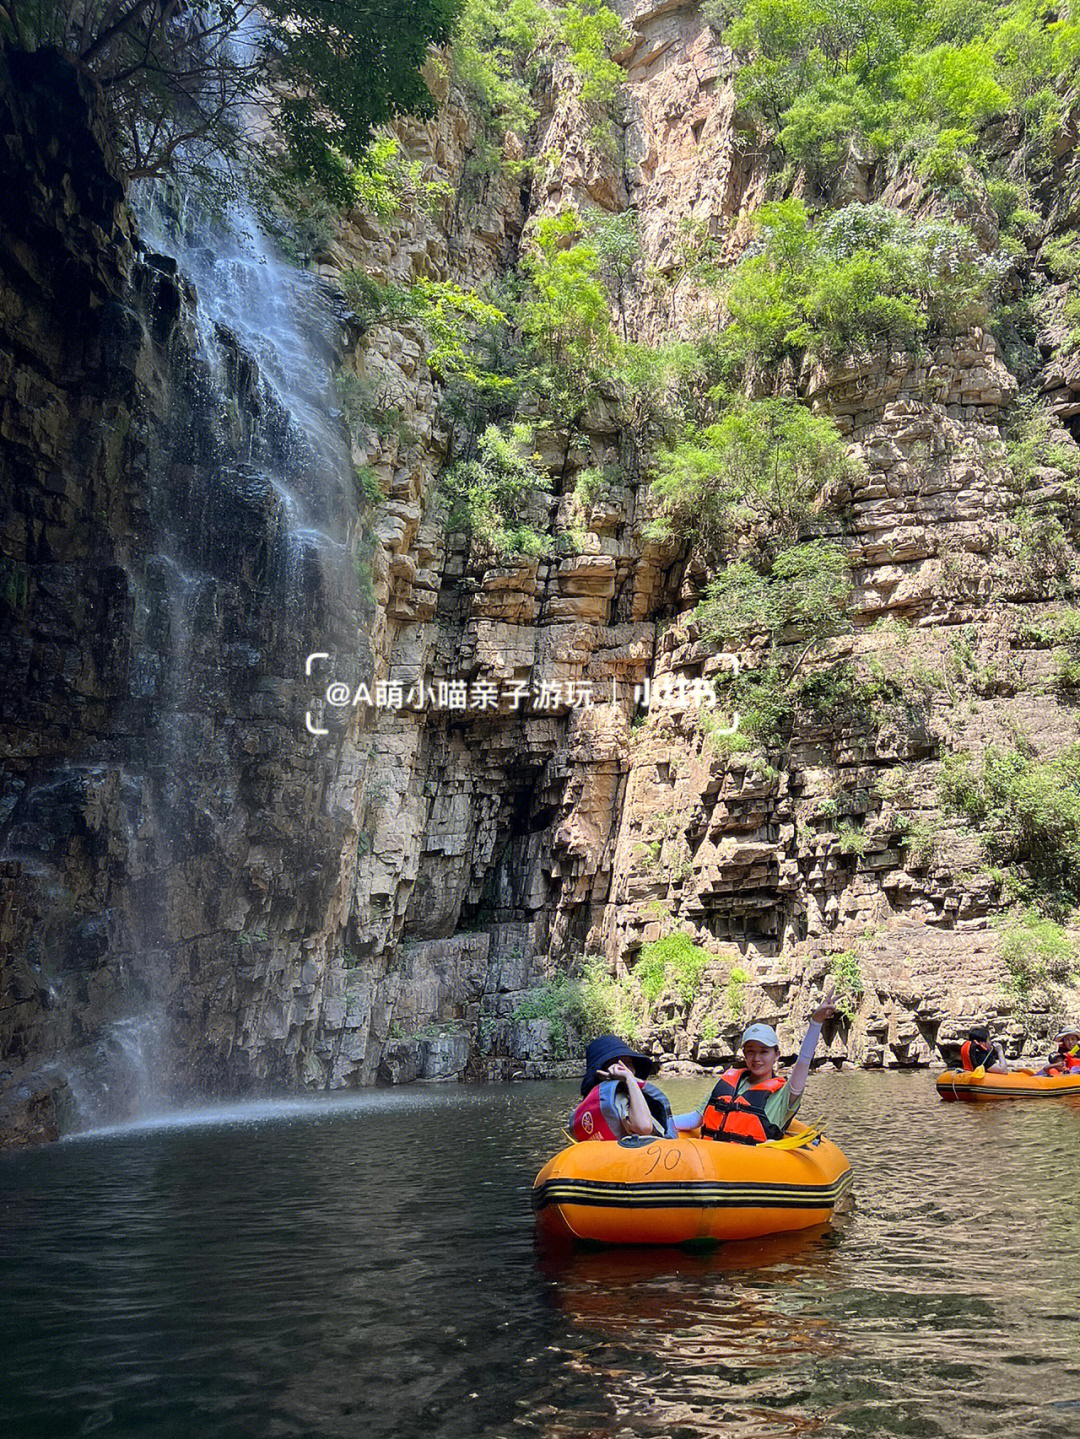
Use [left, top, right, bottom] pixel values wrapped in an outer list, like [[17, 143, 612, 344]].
[[53, 185, 361, 1131], [0, 48, 377, 1144]]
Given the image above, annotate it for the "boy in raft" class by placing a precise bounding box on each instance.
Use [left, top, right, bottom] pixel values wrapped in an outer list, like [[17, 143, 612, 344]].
[[960, 1025, 1008, 1074], [1037, 1026, 1080, 1076], [570, 1034, 677, 1140], [673, 989, 838, 1143]]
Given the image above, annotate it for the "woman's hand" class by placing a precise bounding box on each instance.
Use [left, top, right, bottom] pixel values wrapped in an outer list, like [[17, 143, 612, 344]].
[[601, 1060, 636, 1083], [811, 986, 838, 1024]]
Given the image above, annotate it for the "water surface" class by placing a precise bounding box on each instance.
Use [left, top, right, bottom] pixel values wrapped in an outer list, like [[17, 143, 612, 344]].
[[3, 1072, 1079, 1438]]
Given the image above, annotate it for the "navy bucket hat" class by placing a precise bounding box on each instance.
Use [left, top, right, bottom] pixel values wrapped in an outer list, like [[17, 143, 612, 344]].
[[580, 1033, 655, 1096]]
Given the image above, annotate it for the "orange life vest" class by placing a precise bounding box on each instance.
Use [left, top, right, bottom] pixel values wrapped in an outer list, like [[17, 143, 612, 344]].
[[960, 1039, 995, 1071], [700, 1067, 788, 1145], [570, 1079, 676, 1142]]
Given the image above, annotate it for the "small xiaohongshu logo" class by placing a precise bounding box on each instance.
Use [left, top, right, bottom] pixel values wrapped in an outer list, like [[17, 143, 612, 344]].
[[581, 1111, 594, 1134]]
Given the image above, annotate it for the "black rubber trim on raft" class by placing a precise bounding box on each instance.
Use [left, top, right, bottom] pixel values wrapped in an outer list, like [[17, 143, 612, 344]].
[[532, 1171, 852, 1212], [935, 1083, 1080, 1098]]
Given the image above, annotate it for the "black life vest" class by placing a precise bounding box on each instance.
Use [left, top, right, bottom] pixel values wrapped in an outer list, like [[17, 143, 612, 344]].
[[960, 1039, 994, 1071], [700, 1067, 788, 1144]]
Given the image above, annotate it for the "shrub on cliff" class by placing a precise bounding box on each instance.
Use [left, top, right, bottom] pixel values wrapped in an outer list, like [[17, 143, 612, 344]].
[[695, 541, 853, 651], [994, 907, 1076, 1014], [634, 932, 713, 1005], [649, 396, 858, 559], [4, 0, 462, 193], [519, 209, 616, 422], [940, 744, 1080, 915], [722, 0, 1080, 182], [713, 200, 1004, 382], [443, 422, 553, 559], [451, 0, 550, 137]]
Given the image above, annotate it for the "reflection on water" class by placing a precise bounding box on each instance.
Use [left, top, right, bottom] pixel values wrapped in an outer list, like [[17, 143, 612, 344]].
[[2, 1073, 1080, 1439]]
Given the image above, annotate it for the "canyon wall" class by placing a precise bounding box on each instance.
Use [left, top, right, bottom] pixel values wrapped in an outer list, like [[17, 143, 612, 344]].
[[3, 4, 1080, 1143], [314, 0, 1080, 1084], [0, 48, 372, 1140]]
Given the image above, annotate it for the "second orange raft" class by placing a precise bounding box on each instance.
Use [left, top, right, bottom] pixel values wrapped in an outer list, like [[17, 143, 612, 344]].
[[937, 1068, 1080, 1100], [532, 1122, 853, 1245]]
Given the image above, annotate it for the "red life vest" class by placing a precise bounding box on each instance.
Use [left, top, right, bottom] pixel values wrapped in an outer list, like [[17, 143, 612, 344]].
[[570, 1079, 675, 1142], [700, 1067, 788, 1144], [960, 1040, 995, 1071]]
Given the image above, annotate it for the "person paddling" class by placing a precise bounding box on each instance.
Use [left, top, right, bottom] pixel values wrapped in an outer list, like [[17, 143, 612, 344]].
[[960, 1026, 1008, 1075], [673, 988, 839, 1143], [569, 1034, 677, 1141]]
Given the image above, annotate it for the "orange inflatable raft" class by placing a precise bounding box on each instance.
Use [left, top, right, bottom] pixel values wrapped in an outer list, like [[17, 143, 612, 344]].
[[937, 1069, 1080, 1100], [532, 1122, 853, 1245]]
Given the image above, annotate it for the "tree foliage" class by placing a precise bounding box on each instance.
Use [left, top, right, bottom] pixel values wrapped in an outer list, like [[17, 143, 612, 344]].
[[649, 395, 859, 559], [3, 0, 462, 190], [723, 0, 1080, 180], [716, 199, 1005, 381], [443, 422, 553, 559], [519, 208, 616, 420], [451, 0, 550, 135], [558, 0, 628, 108], [695, 541, 853, 649], [940, 744, 1080, 915]]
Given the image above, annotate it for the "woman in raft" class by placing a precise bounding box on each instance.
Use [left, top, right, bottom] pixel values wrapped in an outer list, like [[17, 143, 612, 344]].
[[673, 988, 839, 1143], [569, 1034, 677, 1140]]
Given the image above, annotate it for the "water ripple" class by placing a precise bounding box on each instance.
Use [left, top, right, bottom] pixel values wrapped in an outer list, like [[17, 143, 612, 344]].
[[2, 1072, 1080, 1438]]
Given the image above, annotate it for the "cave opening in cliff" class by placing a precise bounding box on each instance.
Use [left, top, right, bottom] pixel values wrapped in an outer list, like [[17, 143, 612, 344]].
[[456, 779, 554, 934], [704, 902, 785, 956]]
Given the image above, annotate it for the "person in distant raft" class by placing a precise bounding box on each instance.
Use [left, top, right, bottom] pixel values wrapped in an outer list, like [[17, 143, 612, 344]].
[[1038, 1025, 1080, 1076], [959, 1026, 1009, 1074], [673, 988, 839, 1143], [570, 1034, 677, 1141]]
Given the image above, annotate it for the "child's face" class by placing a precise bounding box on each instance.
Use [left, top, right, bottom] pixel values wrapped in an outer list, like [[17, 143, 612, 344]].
[[743, 1041, 779, 1079]]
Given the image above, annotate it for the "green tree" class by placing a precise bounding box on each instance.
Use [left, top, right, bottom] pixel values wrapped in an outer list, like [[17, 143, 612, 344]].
[[723, 0, 1080, 181], [451, 0, 550, 135], [716, 199, 1002, 382], [649, 396, 858, 559], [443, 422, 553, 560], [558, 0, 628, 107], [590, 209, 641, 340], [519, 208, 615, 423], [695, 541, 853, 653], [3, 0, 462, 192]]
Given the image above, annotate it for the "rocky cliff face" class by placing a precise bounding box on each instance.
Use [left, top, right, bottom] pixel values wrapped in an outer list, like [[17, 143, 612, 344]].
[[310, 0, 1080, 1085], [3, 5, 1080, 1145]]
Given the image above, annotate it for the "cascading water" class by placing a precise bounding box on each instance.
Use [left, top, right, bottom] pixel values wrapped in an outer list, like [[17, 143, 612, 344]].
[[141, 184, 355, 545], [65, 185, 364, 1128], [0, 48, 372, 1144], [46, 206, 360, 1130]]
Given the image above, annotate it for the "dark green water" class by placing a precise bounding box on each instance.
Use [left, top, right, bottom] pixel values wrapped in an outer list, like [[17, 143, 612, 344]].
[[2, 1072, 1080, 1439]]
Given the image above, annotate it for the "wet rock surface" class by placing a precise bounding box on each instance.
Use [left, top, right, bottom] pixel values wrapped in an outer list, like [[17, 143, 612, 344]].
[[4, 13, 1080, 1144]]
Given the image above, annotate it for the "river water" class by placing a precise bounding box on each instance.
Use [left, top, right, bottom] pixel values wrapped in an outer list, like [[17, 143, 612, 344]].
[[2, 1072, 1079, 1439]]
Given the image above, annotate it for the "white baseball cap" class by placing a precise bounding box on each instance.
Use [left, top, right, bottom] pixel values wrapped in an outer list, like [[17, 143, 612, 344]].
[[741, 1022, 779, 1048]]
